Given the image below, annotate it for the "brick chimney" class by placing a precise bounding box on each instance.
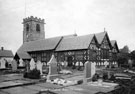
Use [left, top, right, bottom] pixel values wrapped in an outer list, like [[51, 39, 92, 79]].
[[1, 47, 4, 50]]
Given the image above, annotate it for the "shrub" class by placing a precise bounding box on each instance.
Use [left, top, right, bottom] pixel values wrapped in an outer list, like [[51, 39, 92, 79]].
[[103, 72, 108, 81], [92, 73, 99, 82], [23, 72, 28, 78], [109, 74, 116, 81], [77, 80, 83, 85], [23, 68, 41, 79]]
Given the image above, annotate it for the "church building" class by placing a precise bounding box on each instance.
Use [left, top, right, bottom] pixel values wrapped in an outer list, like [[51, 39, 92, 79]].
[[16, 16, 119, 67]]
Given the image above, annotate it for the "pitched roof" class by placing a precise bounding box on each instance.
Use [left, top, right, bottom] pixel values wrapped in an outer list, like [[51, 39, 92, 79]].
[[62, 33, 77, 38], [0, 50, 14, 57], [15, 52, 31, 59], [56, 34, 94, 51], [95, 32, 106, 44], [17, 36, 62, 52], [111, 40, 119, 52]]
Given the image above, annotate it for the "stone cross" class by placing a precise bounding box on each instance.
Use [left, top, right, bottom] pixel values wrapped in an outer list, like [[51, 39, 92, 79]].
[[30, 58, 36, 70], [11, 59, 17, 71], [47, 54, 58, 81], [36, 60, 43, 75]]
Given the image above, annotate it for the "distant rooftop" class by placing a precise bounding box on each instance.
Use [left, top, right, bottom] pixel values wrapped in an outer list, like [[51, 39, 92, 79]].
[[0, 47, 14, 57]]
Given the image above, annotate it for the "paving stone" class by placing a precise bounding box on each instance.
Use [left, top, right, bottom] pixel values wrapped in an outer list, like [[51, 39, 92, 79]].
[[36, 82, 63, 89], [65, 75, 83, 81], [0, 74, 23, 82], [0, 81, 22, 89], [24, 85, 46, 91], [2, 87, 37, 94], [13, 80, 33, 84], [0, 90, 9, 94]]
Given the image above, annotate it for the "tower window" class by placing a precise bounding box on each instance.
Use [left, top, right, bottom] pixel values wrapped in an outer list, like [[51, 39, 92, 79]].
[[26, 24, 29, 32], [36, 24, 40, 32]]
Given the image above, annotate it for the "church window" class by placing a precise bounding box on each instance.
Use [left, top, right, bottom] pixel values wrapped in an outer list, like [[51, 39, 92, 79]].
[[26, 24, 29, 34], [36, 24, 40, 32]]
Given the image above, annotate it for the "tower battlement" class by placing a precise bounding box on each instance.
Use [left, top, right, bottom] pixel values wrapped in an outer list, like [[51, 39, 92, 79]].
[[23, 16, 45, 23]]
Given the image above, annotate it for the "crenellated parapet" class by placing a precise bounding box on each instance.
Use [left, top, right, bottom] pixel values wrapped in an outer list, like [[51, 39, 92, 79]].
[[23, 16, 45, 24]]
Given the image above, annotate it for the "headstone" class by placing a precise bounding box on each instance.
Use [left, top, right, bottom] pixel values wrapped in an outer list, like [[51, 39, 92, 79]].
[[36, 60, 43, 75], [11, 59, 17, 71], [25, 60, 30, 72], [19, 59, 23, 66], [84, 61, 96, 84], [30, 58, 36, 70], [80, 61, 83, 67], [63, 61, 67, 68], [91, 62, 96, 76], [104, 61, 109, 68], [61, 62, 64, 67], [47, 54, 58, 81], [75, 61, 79, 67], [0, 58, 6, 68]]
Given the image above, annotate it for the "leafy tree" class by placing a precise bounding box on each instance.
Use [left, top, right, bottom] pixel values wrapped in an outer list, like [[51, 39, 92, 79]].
[[120, 45, 130, 53], [129, 50, 135, 66], [117, 45, 130, 67], [130, 50, 135, 60]]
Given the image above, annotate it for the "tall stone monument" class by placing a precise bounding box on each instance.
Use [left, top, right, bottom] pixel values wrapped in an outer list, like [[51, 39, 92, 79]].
[[30, 58, 36, 70], [19, 59, 24, 67], [83, 61, 96, 84], [11, 59, 17, 71], [0, 58, 6, 68], [36, 60, 43, 75], [47, 54, 58, 81]]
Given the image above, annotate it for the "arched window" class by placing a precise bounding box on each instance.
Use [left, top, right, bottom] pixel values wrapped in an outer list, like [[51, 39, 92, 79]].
[[36, 24, 40, 32], [26, 24, 29, 31]]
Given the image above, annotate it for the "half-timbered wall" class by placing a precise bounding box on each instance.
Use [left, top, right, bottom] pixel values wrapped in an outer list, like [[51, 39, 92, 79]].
[[112, 44, 118, 62], [100, 35, 111, 61], [87, 38, 98, 61], [57, 50, 86, 62], [29, 51, 52, 63]]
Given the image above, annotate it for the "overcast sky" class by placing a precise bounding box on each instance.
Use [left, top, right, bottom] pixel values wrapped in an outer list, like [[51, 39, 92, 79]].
[[0, 0, 135, 54]]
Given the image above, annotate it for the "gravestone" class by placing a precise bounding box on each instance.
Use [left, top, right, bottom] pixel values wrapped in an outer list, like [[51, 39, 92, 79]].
[[63, 61, 67, 68], [0, 58, 6, 68], [19, 59, 23, 67], [91, 62, 96, 76], [47, 54, 58, 81], [83, 61, 96, 84], [80, 61, 83, 67], [75, 61, 79, 67], [61, 61, 64, 67], [104, 61, 109, 68], [30, 58, 36, 70], [36, 60, 43, 75], [25, 60, 30, 72], [11, 59, 17, 71]]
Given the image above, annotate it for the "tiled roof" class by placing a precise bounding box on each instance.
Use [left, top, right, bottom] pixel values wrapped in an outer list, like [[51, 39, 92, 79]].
[[62, 34, 77, 38], [56, 34, 94, 51], [95, 32, 106, 44], [111, 40, 119, 52], [17, 36, 62, 52], [0, 50, 14, 57], [16, 52, 31, 59]]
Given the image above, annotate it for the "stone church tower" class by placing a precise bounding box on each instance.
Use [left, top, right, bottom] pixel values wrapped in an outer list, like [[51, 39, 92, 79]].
[[22, 16, 45, 43]]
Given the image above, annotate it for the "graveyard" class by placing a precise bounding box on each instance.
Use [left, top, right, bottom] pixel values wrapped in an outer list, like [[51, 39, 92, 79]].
[[0, 54, 135, 94]]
